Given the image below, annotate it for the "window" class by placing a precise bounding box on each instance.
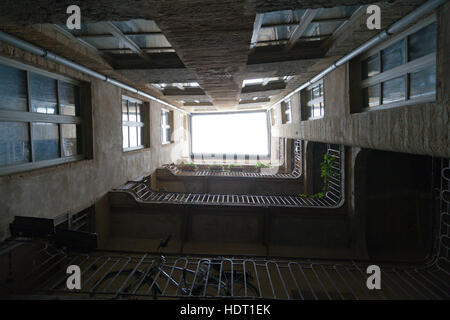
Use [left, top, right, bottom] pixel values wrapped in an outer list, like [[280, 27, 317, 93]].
[[270, 108, 277, 126], [122, 96, 145, 151], [190, 111, 269, 158], [360, 18, 436, 109], [281, 99, 292, 124], [179, 113, 188, 141], [161, 109, 172, 144], [305, 79, 324, 119], [0, 59, 84, 175]]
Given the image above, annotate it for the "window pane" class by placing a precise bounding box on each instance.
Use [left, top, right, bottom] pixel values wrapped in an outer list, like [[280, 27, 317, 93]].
[[381, 39, 405, 72], [122, 126, 129, 148], [61, 124, 79, 157], [312, 103, 322, 118], [59, 82, 80, 116], [0, 121, 30, 166], [363, 84, 380, 107], [162, 111, 170, 125], [122, 100, 128, 121], [362, 54, 379, 79], [30, 73, 57, 114], [0, 64, 28, 111], [129, 126, 137, 147], [128, 102, 137, 122], [312, 85, 321, 99], [382, 76, 405, 104], [136, 104, 141, 122], [409, 22, 436, 61], [137, 126, 142, 146], [285, 110, 291, 123], [410, 65, 436, 99], [165, 128, 171, 143], [33, 122, 59, 161]]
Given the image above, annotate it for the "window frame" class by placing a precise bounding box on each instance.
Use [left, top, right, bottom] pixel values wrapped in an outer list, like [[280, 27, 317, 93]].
[[270, 108, 277, 126], [189, 110, 271, 160], [161, 108, 172, 145], [0, 56, 85, 176], [304, 79, 325, 120], [281, 99, 292, 124], [122, 95, 145, 152], [359, 15, 437, 111]]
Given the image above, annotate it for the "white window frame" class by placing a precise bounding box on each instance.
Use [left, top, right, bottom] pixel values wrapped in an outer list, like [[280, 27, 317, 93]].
[[359, 14, 437, 111], [0, 56, 85, 176], [282, 99, 292, 124], [270, 108, 277, 126], [122, 95, 145, 152], [161, 108, 172, 145]]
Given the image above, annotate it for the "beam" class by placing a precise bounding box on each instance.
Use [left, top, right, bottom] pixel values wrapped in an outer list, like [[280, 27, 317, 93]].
[[100, 21, 151, 61], [286, 9, 320, 50], [98, 47, 173, 52], [261, 17, 348, 29], [76, 31, 163, 39], [250, 13, 264, 49], [255, 34, 331, 45]]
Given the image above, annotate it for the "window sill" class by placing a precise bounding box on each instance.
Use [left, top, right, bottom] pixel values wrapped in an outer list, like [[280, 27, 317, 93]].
[[360, 95, 436, 113], [123, 146, 149, 154], [0, 155, 88, 178], [303, 116, 324, 121]]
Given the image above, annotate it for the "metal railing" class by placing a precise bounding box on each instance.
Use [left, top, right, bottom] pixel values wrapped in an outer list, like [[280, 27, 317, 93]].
[[1, 158, 448, 300], [164, 139, 302, 179], [114, 143, 344, 208]]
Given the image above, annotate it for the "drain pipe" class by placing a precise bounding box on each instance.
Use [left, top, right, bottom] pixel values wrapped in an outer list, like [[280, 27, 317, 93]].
[[268, 0, 446, 110], [0, 31, 189, 114]]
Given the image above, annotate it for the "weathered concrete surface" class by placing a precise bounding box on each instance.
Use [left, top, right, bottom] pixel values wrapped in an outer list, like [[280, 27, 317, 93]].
[[0, 24, 175, 106], [0, 0, 426, 111], [274, 95, 449, 157], [272, 4, 450, 158], [0, 1, 424, 25], [151, 2, 255, 109], [0, 47, 186, 241], [108, 195, 355, 259]]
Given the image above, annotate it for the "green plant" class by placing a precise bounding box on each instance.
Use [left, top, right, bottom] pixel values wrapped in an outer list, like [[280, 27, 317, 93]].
[[227, 164, 243, 170], [319, 153, 336, 187], [298, 153, 337, 199], [255, 161, 269, 169], [181, 162, 198, 170]]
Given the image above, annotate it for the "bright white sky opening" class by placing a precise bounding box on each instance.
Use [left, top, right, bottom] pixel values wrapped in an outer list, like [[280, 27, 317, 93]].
[[191, 111, 269, 155]]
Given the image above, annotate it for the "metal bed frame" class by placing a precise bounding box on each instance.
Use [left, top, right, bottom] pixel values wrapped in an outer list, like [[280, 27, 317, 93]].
[[114, 142, 344, 208]]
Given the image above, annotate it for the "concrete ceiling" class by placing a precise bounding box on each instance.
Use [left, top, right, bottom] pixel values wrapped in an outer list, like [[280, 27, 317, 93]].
[[0, 0, 426, 111]]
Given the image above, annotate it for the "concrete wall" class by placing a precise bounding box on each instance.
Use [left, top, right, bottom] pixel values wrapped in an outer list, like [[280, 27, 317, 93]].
[[0, 43, 187, 242], [271, 4, 449, 158], [108, 194, 355, 259]]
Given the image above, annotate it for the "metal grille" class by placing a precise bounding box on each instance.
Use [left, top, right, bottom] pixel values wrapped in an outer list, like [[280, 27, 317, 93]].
[[115, 143, 343, 208], [1, 158, 448, 300], [164, 139, 302, 179]]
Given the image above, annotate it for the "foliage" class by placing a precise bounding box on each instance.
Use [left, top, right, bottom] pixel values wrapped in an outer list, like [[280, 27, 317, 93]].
[[226, 164, 243, 170], [255, 161, 269, 169], [181, 162, 198, 170], [319, 153, 336, 187], [299, 153, 337, 199]]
